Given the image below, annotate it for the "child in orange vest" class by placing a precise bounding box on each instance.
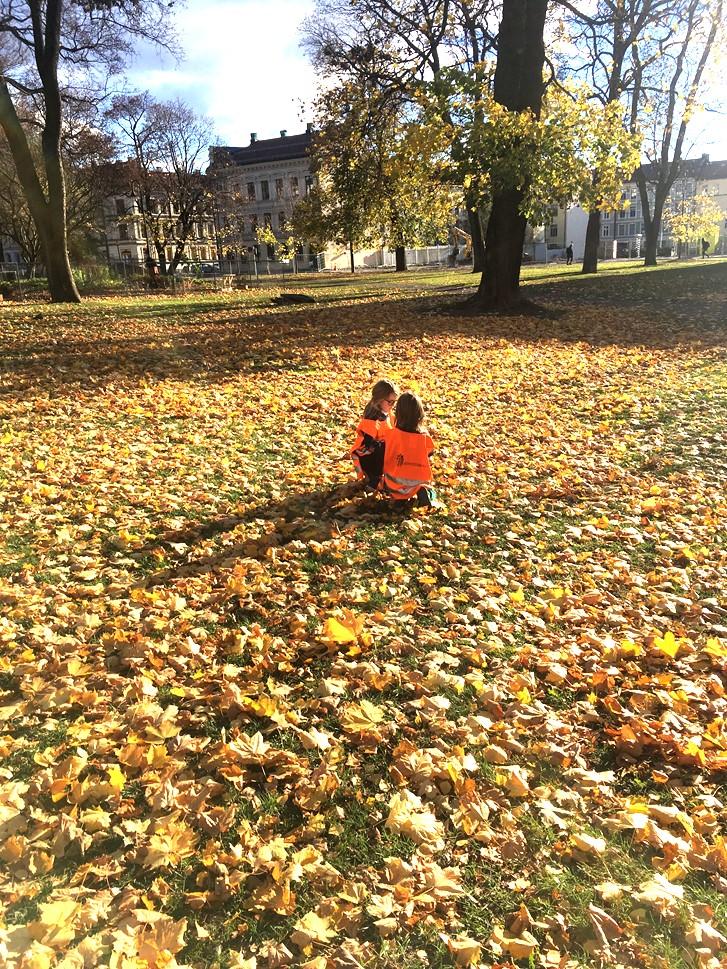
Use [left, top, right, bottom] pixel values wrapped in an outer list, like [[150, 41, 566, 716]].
[[379, 391, 435, 507], [350, 379, 399, 488]]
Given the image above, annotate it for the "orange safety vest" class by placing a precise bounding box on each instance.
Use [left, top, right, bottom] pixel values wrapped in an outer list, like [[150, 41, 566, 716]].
[[380, 427, 433, 499], [350, 416, 390, 479]]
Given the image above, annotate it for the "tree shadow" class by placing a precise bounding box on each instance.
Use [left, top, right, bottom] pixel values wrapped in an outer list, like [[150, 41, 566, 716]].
[[1, 261, 725, 398], [125, 484, 415, 589]]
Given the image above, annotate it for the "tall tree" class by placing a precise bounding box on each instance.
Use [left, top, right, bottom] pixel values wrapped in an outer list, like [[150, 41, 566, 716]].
[[107, 95, 213, 275], [558, 0, 674, 274], [473, 0, 548, 309], [302, 0, 498, 271], [0, 0, 175, 302], [632, 0, 724, 265]]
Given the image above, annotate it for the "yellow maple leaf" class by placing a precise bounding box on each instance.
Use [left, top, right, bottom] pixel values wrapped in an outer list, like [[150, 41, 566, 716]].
[[652, 630, 680, 658], [323, 610, 365, 644], [290, 911, 337, 949], [340, 699, 385, 733], [29, 899, 82, 948], [386, 789, 445, 847], [108, 765, 125, 792], [703, 637, 727, 659]]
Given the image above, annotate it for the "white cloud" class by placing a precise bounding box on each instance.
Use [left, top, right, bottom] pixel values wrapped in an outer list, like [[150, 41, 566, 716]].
[[126, 0, 318, 147]]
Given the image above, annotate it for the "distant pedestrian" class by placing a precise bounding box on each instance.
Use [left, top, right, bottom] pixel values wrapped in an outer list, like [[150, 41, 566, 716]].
[[702, 238, 710, 258], [565, 243, 574, 265]]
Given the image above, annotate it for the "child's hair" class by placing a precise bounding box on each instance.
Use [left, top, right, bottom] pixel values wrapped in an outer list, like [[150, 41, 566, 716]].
[[363, 378, 399, 419], [395, 391, 425, 433]]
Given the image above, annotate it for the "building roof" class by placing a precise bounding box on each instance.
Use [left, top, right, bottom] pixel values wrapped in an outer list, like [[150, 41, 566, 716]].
[[632, 156, 727, 182], [210, 131, 313, 169]]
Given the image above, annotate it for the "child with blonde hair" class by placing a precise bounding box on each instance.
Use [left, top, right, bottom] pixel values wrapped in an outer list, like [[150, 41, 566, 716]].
[[350, 378, 399, 488]]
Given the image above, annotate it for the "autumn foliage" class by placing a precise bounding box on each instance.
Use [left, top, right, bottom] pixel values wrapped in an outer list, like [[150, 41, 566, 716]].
[[0, 262, 725, 968]]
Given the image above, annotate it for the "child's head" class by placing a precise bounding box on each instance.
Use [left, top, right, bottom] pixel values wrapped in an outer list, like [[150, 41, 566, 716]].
[[395, 391, 425, 433], [367, 379, 399, 417]]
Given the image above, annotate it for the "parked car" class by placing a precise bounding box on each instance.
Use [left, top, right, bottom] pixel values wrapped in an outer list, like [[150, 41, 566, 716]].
[[175, 262, 221, 276]]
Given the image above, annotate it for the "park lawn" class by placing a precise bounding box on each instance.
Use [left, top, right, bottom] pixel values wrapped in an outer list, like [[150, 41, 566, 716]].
[[0, 260, 725, 969]]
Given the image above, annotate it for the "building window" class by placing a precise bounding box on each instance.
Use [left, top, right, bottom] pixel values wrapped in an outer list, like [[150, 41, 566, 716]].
[[617, 224, 627, 237], [550, 225, 558, 237], [264, 212, 272, 228], [275, 178, 284, 199], [115, 198, 126, 216], [305, 176, 314, 195], [266, 243, 275, 260], [119, 223, 129, 240], [261, 180, 270, 200], [250, 214, 258, 233], [278, 212, 286, 229], [548, 205, 559, 216], [199, 248, 208, 260], [247, 182, 256, 201], [290, 177, 299, 197], [601, 225, 610, 238]]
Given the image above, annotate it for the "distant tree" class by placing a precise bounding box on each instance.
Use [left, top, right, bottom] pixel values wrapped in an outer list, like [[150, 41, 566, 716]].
[[557, 0, 675, 274], [0, 0, 177, 302], [632, 0, 725, 265], [0, 120, 115, 277], [302, 0, 498, 271], [664, 189, 724, 253], [107, 95, 214, 275], [304, 84, 454, 271]]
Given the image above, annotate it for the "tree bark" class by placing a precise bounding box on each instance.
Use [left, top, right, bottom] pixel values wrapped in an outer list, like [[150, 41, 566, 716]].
[[465, 196, 485, 273], [478, 188, 528, 308], [474, 0, 548, 309], [349, 240, 355, 273], [394, 245, 407, 271], [581, 209, 601, 274], [638, 177, 668, 267]]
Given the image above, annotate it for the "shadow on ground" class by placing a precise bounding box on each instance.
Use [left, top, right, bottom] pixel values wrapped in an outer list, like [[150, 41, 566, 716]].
[[125, 484, 415, 588], [1, 262, 725, 398]]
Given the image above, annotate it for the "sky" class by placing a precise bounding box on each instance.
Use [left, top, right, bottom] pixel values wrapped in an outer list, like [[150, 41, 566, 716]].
[[125, 0, 319, 149], [125, 0, 727, 161]]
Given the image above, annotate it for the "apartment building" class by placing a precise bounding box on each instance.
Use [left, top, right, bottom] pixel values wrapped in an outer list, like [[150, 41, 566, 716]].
[[599, 155, 727, 258]]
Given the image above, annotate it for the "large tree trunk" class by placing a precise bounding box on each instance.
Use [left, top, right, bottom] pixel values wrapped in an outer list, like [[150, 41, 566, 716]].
[[395, 245, 407, 271], [154, 240, 168, 275], [38, 209, 79, 301], [640, 182, 668, 267], [478, 188, 527, 307], [42, 118, 80, 302], [581, 209, 601, 274], [473, 0, 548, 309], [0, 0, 80, 303]]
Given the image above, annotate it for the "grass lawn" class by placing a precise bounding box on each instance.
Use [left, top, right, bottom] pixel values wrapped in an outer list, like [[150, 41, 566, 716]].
[[0, 260, 725, 969]]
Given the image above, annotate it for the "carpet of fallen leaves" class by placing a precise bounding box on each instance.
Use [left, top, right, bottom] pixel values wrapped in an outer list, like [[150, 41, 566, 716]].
[[0, 262, 726, 969]]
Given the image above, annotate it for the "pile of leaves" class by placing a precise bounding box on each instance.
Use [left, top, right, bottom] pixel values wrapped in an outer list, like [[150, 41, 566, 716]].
[[0, 263, 725, 969]]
